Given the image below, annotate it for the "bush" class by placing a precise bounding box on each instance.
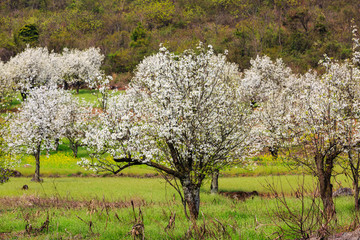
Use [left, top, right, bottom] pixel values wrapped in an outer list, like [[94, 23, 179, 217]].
[[17, 24, 39, 44]]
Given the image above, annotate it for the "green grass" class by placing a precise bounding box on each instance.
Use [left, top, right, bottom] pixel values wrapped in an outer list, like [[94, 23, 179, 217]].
[[0, 177, 356, 239], [73, 89, 100, 106], [2, 89, 358, 238], [0, 175, 352, 200], [15, 146, 306, 178], [2, 89, 122, 114], [74, 89, 124, 107]]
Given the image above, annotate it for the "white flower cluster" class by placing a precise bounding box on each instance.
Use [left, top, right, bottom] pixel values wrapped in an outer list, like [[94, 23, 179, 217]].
[[2, 46, 107, 97], [59, 47, 104, 89], [0, 119, 19, 183], [7, 86, 85, 156], [0, 61, 16, 109], [77, 158, 98, 172], [245, 28, 360, 165], [83, 44, 255, 175], [242, 55, 292, 103]]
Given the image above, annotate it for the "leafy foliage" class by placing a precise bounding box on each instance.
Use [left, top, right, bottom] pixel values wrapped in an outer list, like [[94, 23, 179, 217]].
[[17, 24, 39, 44], [0, 0, 358, 78]]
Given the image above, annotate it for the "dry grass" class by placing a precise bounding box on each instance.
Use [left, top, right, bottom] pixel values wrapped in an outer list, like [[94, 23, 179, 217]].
[[0, 195, 151, 211]]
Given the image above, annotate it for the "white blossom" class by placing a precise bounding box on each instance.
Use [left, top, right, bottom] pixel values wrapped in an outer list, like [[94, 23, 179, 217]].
[[7, 86, 74, 155], [58, 47, 104, 91], [4, 46, 108, 98], [82, 44, 256, 219], [5, 46, 59, 96], [6, 86, 76, 181], [0, 61, 16, 109]]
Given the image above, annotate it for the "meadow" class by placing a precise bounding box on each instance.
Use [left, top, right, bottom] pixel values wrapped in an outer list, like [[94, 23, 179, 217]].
[[0, 174, 356, 239], [0, 147, 356, 239], [1, 90, 358, 239]]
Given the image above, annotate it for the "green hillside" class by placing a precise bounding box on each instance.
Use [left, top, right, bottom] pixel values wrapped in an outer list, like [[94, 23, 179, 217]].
[[0, 0, 358, 85]]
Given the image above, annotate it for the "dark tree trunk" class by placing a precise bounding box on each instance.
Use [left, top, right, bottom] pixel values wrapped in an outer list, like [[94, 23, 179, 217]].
[[70, 141, 78, 158], [211, 169, 219, 194], [318, 173, 335, 219], [55, 138, 60, 151], [21, 91, 27, 101], [63, 80, 69, 90], [348, 151, 360, 211], [269, 146, 278, 158], [181, 177, 201, 220], [354, 176, 359, 211], [315, 154, 335, 220], [32, 145, 42, 182], [76, 82, 80, 94]]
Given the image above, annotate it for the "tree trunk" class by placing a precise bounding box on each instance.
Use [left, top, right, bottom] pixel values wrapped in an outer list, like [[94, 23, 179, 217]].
[[269, 146, 278, 158], [55, 138, 60, 151], [76, 82, 80, 94], [354, 175, 359, 211], [63, 80, 69, 90], [348, 150, 359, 211], [211, 169, 219, 194], [32, 145, 42, 182], [318, 174, 335, 219], [21, 91, 27, 101], [181, 177, 201, 220], [316, 154, 335, 220], [70, 142, 78, 158]]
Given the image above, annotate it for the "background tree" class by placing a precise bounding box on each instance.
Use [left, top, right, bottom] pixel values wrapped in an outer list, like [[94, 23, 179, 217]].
[[5, 47, 58, 100], [337, 25, 360, 211], [276, 65, 356, 221], [242, 55, 294, 158], [4, 46, 106, 97], [0, 61, 16, 110], [17, 24, 39, 46], [62, 97, 93, 158], [79, 45, 255, 219], [0, 118, 13, 184], [58, 47, 104, 93], [7, 86, 72, 182]]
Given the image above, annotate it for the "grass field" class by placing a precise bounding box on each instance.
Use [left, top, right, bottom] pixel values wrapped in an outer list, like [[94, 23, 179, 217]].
[[2, 149, 358, 239], [1, 90, 358, 239], [0, 176, 356, 239]]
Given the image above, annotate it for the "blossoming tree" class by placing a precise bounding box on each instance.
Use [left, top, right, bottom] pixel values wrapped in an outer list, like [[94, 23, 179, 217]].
[[243, 41, 360, 219], [335, 26, 360, 211], [242, 55, 295, 158], [4, 47, 107, 99], [5, 47, 59, 100], [0, 61, 16, 183], [80, 45, 255, 219], [272, 60, 360, 220], [0, 119, 14, 184], [7, 86, 73, 182], [58, 47, 104, 93], [0, 61, 16, 110], [62, 97, 93, 158]]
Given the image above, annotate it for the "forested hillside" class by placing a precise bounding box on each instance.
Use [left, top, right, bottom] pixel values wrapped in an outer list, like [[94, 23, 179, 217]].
[[0, 0, 359, 85]]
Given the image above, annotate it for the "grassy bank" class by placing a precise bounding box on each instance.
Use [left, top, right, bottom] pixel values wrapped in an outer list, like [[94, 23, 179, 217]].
[[0, 177, 356, 239]]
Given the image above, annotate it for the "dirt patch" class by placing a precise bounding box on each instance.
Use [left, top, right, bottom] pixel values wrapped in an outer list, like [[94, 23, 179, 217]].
[[0, 195, 151, 210], [0, 231, 26, 240], [219, 190, 260, 201], [0, 108, 19, 114], [308, 228, 360, 240]]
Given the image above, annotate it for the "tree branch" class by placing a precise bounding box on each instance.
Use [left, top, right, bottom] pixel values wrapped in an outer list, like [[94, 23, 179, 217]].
[[113, 157, 182, 178]]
